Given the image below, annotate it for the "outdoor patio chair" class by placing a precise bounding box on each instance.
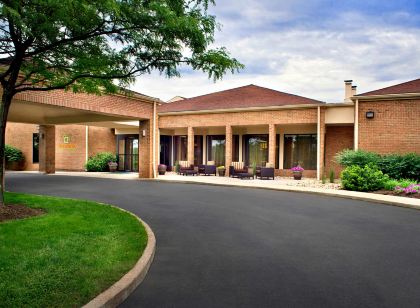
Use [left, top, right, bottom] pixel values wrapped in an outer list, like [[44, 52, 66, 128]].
[[198, 164, 217, 176], [229, 161, 248, 178], [258, 167, 275, 180], [178, 160, 194, 175]]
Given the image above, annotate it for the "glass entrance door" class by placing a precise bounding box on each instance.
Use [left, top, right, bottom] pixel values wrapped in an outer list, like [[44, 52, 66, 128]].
[[117, 135, 139, 172]]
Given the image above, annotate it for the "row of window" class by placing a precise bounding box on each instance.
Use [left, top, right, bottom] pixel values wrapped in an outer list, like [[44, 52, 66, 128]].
[[160, 134, 317, 170]]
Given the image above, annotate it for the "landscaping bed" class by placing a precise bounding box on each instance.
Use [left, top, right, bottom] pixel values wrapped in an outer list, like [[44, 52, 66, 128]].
[[0, 192, 147, 307]]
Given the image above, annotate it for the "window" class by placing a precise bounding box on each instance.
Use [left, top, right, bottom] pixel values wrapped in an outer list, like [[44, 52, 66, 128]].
[[33, 133, 39, 163], [173, 135, 187, 162], [283, 134, 317, 169], [243, 134, 268, 167], [207, 135, 225, 166], [194, 135, 203, 165], [232, 135, 240, 162]]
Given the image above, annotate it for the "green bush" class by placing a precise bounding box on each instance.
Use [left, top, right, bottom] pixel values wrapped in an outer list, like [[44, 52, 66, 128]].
[[383, 179, 399, 191], [378, 153, 420, 181], [5, 145, 24, 162], [336, 150, 420, 181], [335, 149, 380, 168], [341, 164, 389, 192], [85, 152, 117, 172], [329, 169, 335, 183]]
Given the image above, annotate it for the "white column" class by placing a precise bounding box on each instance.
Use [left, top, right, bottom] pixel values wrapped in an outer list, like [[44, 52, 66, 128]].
[[354, 99, 359, 150], [279, 129, 284, 169], [317, 106, 321, 180]]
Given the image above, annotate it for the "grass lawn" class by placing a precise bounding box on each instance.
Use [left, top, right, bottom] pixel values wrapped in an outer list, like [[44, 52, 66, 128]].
[[0, 192, 147, 307]]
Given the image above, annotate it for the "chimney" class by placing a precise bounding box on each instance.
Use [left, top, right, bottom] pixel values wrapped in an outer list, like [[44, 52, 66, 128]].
[[352, 85, 357, 97], [344, 80, 353, 102]]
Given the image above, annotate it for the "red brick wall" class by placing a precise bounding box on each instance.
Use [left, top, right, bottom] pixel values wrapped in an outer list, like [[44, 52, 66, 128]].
[[88, 127, 116, 157], [55, 125, 87, 171], [6, 122, 116, 171], [15, 90, 154, 119], [358, 99, 420, 154], [325, 126, 354, 178], [5, 122, 39, 170], [159, 108, 318, 128]]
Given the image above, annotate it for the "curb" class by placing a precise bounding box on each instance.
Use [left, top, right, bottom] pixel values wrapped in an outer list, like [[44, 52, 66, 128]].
[[152, 178, 420, 211], [83, 209, 156, 308]]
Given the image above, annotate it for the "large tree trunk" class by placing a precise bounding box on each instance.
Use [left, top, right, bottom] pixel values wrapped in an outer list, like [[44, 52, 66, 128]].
[[0, 90, 13, 206]]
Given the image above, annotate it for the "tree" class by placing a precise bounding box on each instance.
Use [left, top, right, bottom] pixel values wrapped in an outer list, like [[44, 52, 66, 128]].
[[0, 0, 243, 205]]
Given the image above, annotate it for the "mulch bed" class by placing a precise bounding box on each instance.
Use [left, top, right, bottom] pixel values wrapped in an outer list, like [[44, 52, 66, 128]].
[[374, 190, 420, 199], [0, 204, 45, 222]]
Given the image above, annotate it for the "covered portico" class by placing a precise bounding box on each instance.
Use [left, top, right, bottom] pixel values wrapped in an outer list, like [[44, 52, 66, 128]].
[[7, 89, 158, 178], [158, 107, 326, 179]]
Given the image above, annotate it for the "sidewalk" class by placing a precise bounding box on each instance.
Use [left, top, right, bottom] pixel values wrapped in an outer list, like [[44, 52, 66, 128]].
[[156, 173, 420, 209]]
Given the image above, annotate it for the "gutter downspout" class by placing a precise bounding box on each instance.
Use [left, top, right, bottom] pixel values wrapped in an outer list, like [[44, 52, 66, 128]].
[[152, 101, 157, 178], [354, 99, 359, 150]]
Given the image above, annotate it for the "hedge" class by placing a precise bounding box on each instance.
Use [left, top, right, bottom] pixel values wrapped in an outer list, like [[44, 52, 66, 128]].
[[5, 145, 24, 162], [85, 152, 117, 172], [336, 150, 420, 181]]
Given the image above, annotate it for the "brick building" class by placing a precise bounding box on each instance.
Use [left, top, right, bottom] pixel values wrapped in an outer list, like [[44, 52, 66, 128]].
[[5, 78, 420, 179]]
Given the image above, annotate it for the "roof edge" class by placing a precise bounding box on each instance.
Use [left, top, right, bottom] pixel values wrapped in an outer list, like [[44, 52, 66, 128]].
[[352, 92, 420, 101]]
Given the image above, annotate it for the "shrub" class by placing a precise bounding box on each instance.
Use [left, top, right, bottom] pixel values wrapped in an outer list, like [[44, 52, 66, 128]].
[[335, 149, 380, 168], [336, 150, 420, 181], [341, 164, 389, 192], [383, 179, 399, 191], [85, 152, 117, 172], [395, 184, 420, 194], [378, 153, 420, 181], [322, 174, 326, 184], [5, 145, 24, 162], [329, 169, 335, 183]]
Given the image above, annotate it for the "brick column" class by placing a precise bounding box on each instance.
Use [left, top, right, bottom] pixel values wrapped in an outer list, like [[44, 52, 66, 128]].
[[268, 124, 276, 166], [187, 126, 194, 165], [225, 125, 232, 176], [317, 107, 326, 180], [139, 120, 153, 178], [39, 125, 55, 174]]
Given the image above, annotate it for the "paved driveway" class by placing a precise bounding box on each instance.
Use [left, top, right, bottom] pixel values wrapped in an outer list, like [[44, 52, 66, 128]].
[[6, 173, 420, 308]]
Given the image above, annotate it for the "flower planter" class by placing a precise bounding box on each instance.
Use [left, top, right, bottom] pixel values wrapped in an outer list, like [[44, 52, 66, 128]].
[[158, 164, 167, 175], [6, 160, 25, 171], [218, 169, 226, 176], [108, 162, 118, 172], [293, 171, 302, 180]]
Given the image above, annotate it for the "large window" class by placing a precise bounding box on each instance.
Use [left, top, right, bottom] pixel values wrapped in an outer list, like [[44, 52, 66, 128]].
[[194, 135, 203, 165], [160, 135, 172, 168], [207, 135, 225, 166], [243, 134, 268, 167], [173, 135, 187, 162], [283, 134, 317, 169], [232, 135, 240, 162], [33, 133, 39, 163], [117, 135, 139, 171]]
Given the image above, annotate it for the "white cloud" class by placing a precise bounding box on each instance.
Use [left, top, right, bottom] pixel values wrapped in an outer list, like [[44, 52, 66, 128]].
[[131, 5, 420, 102]]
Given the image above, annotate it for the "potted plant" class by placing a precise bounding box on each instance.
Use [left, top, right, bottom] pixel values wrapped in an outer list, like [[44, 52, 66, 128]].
[[158, 164, 167, 175], [291, 165, 304, 180], [5, 144, 25, 170], [108, 161, 118, 172], [217, 166, 226, 176]]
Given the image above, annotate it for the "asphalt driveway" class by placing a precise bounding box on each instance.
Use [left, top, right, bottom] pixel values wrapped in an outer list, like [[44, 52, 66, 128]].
[[6, 173, 420, 308]]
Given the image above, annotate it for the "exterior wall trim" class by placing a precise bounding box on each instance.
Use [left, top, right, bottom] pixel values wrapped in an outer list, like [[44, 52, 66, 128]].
[[352, 93, 420, 101], [159, 103, 324, 116]]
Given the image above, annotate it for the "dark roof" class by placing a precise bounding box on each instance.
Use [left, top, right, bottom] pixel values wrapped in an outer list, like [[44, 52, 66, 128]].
[[158, 84, 324, 113], [357, 78, 420, 96]]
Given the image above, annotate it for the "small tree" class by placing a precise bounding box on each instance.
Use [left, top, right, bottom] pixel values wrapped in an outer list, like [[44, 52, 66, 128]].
[[0, 0, 243, 205]]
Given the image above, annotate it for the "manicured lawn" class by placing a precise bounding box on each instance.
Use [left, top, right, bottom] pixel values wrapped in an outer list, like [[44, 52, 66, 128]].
[[0, 192, 147, 307]]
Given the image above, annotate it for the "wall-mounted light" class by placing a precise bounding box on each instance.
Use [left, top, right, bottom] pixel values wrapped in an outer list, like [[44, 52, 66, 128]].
[[142, 129, 146, 137], [366, 111, 375, 119]]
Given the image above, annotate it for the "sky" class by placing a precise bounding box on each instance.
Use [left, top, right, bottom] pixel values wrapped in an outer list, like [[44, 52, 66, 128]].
[[132, 0, 420, 103]]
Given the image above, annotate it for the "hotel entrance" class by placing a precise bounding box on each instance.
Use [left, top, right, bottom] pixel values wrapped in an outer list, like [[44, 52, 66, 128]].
[[117, 135, 139, 172]]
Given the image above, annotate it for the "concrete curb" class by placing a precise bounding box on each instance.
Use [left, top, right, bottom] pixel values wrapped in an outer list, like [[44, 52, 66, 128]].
[[152, 178, 420, 211], [83, 208, 156, 308]]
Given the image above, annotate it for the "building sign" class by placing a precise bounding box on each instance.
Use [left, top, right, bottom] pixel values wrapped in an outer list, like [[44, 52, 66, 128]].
[[59, 134, 76, 149]]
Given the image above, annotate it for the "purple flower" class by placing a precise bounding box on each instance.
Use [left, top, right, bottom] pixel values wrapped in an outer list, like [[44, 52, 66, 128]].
[[291, 165, 304, 172]]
